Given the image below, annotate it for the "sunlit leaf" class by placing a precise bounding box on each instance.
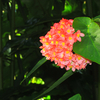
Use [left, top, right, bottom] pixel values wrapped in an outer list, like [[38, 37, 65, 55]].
[[68, 94, 82, 100], [62, 1, 72, 15], [20, 57, 47, 84], [16, 33, 21, 36], [73, 17, 100, 64], [15, 4, 18, 10]]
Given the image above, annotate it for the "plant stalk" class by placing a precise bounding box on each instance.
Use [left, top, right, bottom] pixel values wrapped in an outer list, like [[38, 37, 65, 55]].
[[10, 1, 15, 100], [0, 0, 3, 90], [86, 0, 93, 17]]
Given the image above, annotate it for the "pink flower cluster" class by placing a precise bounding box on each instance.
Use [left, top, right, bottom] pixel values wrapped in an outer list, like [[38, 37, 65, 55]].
[[39, 18, 91, 71]]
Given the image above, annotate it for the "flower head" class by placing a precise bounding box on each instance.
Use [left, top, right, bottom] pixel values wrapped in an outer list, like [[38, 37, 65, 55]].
[[39, 18, 91, 71]]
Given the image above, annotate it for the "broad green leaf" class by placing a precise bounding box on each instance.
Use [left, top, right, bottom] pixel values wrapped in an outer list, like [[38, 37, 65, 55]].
[[73, 17, 100, 64], [68, 94, 82, 100], [93, 15, 100, 26], [20, 57, 47, 84], [93, 15, 100, 22], [33, 70, 73, 100]]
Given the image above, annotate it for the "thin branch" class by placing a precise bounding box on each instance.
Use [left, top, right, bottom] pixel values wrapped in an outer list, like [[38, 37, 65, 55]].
[[10, 0, 15, 87], [0, 0, 3, 90], [86, 0, 93, 17]]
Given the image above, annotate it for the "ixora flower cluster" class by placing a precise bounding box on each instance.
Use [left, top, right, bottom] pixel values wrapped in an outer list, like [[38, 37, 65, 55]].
[[39, 18, 91, 71]]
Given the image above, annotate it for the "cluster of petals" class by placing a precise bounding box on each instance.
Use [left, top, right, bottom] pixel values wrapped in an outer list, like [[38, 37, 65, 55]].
[[39, 18, 91, 71]]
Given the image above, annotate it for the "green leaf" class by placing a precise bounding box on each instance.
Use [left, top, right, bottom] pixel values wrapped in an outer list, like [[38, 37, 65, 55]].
[[93, 15, 100, 22], [93, 15, 100, 26], [68, 94, 82, 100], [33, 70, 73, 100], [20, 57, 47, 84], [73, 17, 100, 64]]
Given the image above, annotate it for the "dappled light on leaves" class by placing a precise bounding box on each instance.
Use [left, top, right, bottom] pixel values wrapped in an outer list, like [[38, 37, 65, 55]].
[[39, 18, 91, 71], [28, 77, 45, 85]]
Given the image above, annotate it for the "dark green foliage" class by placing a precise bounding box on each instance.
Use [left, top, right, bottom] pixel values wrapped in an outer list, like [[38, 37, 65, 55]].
[[0, 0, 99, 100]]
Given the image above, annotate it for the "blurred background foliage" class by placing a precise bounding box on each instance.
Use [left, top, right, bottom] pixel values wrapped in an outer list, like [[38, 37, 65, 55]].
[[0, 0, 100, 100]]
